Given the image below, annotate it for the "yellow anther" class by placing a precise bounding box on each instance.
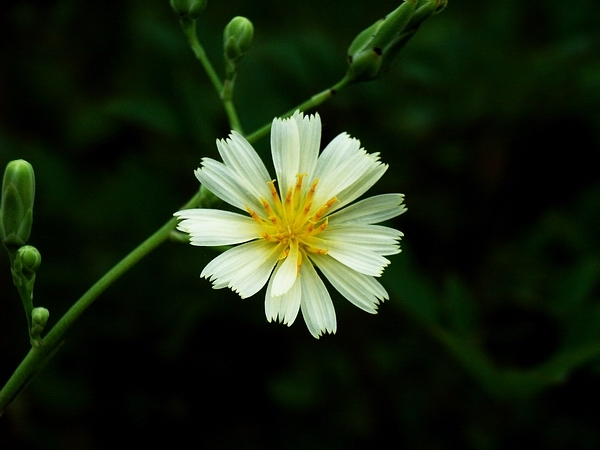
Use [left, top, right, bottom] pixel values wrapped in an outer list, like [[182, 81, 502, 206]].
[[285, 188, 293, 205], [315, 218, 328, 233], [307, 179, 318, 201], [313, 197, 337, 220], [302, 201, 313, 216], [261, 232, 278, 242], [246, 206, 264, 224], [305, 245, 329, 255], [296, 250, 303, 273], [254, 174, 333, 266], [262, 199, 276, 217], [294, 173, 306, 196], [268, 180, 282, 210]]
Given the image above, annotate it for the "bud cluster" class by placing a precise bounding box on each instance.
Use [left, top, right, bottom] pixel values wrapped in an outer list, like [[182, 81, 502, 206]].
[[1, 159, 46, 345], [346, 0, 447, 82]]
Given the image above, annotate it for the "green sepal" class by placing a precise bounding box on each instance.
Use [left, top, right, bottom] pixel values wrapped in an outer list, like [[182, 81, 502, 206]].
[[368, 0, 417, 53]]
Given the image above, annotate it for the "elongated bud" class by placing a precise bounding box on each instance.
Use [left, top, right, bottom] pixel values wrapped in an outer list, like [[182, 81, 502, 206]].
[[346, 0, 447, 82], [1, 159, 35, 250], [30, 307, 49, 347], [170, 0, 207, 19], [223, 16, 254, 79]]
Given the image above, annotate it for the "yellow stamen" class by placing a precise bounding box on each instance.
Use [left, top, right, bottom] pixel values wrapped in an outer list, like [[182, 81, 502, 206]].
[[305, 245, 328, 255], [246, 206, 265, 225], [268, 180, 282, 211], [296, 247, 303, 272], [312, 197, 337, 220], [254, 174, 331, 271]]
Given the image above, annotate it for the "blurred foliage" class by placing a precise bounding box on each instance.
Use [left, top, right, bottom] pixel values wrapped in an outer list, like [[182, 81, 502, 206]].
[[1, 0, 600, 448]]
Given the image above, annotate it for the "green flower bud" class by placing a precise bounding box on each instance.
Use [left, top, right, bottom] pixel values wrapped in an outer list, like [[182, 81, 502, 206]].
[[31, 307, 49, 328], [1, 159, 35, 250], [12, 245, 41, 291], [346, 0, 447, 82], [170, 0, 207, 19], [223, 16, 254, 78], [30, 307, 49, 348], [17, 245, 42, 275]]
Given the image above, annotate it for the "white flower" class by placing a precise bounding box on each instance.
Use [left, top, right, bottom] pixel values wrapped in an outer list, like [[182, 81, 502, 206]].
[[174, 111, 406, 338]]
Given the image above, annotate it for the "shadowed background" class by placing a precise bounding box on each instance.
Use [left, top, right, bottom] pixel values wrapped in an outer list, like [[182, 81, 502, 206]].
[[1, 0, 600, 448]]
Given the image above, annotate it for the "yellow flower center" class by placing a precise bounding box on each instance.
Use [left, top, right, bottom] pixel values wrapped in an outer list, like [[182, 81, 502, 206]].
[[246, 174, 337, 273]]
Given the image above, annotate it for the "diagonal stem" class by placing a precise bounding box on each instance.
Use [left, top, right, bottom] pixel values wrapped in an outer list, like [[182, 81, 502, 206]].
[[0, 191, 202, 414]]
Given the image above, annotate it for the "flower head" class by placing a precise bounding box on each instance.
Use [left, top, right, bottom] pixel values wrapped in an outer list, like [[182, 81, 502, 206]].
[[175, 111, 406, 338]]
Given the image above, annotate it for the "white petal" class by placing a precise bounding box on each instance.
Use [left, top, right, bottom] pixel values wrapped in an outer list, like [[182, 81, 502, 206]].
[[174, 209, 261, 246], [271, 115, 300, 195], [216, 131, 272, 201], [299, 259, 336, 338], [311, 133, 387, 211], [270, 240, 300, 297], [326, 240, 391, 277], [320, 224, 403, 256], [265, 265, 301, 326], [310, 254, 388, 314], [328, 194, 406, 225], [195, 159, 264, 213], [201, 240, 279, 298], [311, 132, 361, 192], [327, 161, 388, 213], [293, 111, 321, 180]]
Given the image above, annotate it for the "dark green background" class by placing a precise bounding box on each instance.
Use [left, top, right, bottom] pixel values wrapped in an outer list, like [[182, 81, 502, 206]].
[[1, 0, 600, 448]]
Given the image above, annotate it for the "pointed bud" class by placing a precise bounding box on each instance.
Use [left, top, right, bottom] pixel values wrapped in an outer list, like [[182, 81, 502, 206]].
[[1, 159, 35, 250], [223, 16, 254, 79], [346, 0, 447, 83], [170, 0, 207, 19]]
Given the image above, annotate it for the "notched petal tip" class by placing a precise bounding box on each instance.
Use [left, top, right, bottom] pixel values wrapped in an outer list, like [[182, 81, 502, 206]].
[[311, 328, 336, 339]]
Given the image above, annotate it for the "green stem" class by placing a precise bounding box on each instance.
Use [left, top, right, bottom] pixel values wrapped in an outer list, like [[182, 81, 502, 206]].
[[245, 74, 353, 144], [14, 280, 34, 335], [223, 97, 244, 134], [180, 17, 243, 134], [0, 191, 202, 414], [181, 18, 222, 94]]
